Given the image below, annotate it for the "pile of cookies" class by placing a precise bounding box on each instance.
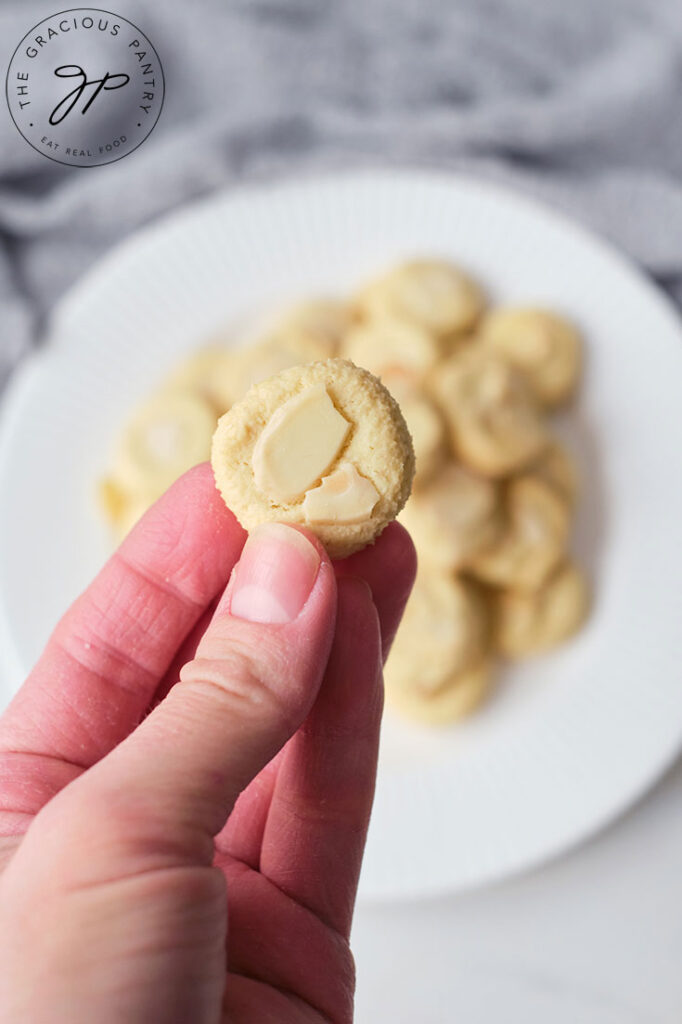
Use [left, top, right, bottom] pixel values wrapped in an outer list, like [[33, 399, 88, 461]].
[[98, 300, 355, 536], [99, 259, 590, 725]]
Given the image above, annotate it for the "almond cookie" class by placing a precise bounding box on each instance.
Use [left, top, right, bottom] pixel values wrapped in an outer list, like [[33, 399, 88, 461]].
[[431, 348, 548, 476], [530, 440, 578, 506], [385, 571, 489, 696], [341, 318, 440, 380], [161, 346, 237, 415], [267, 299, 355, 359], [398, 393, 448, 488], [385, 658, 493, 726], [399, 462, 503, 570], [481, 307, 581, 407], [112, 391, 216, 496], [211, 358, 415, 558], [224, 339, 309, 404], [382, 372, 448, 487], [494, 561, 589, 657], [358, 259, 485, 339], [469, 475, 570, 592]]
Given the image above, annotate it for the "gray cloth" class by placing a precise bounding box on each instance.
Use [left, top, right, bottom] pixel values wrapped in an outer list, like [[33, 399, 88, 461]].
[[2, 0, 682, 390]]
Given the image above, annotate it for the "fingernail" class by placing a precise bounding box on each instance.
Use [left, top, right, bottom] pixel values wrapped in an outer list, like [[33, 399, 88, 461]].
[[229, 524, 321, 624]]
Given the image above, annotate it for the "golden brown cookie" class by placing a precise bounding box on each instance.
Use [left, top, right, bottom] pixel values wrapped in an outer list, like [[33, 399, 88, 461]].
[[494, 561, 589, 657], [385, 571, 489, 696], [341, 318, 440, 380], [383, 372, 448, 488], [211, 359, 414, 558], [357, 259, 485, 338], [161, 346, 237, 415], [431, 348, 548, 476], [468, 475, 570, 591], [481, 307, 581, 407], [530, 440, 579, 506], [222, 339, 308, 404], [385, 658, 493, 725], [112, 391, 216, 496], [266, 299, 355, 360], [400, 462, 503, 569]]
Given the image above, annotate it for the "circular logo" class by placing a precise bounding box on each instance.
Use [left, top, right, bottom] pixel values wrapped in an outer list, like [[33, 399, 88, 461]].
[[5, 8, 164, 167]]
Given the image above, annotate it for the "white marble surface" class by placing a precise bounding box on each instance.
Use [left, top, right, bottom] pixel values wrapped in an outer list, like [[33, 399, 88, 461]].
[[353, 755, 682, 1023]]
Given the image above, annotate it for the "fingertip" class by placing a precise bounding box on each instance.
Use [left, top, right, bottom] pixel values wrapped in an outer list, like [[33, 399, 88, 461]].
[[337, 521, 417, 582], [286, 524, 335, 571], [335, 520, 417, 602], [378, 520, 418, 587]]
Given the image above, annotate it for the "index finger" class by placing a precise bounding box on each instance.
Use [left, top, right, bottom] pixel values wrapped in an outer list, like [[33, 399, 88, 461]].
[[0, 464, 245, 773]]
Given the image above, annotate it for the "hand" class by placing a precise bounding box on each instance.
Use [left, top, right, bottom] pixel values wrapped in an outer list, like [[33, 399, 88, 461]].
[[0, 464, 415, 1023]]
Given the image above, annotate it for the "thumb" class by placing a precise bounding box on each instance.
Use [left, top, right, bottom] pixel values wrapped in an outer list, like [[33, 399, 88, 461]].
[[40, 523, 337, 879]]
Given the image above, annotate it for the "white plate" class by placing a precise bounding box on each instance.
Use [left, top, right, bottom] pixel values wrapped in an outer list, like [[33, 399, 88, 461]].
[[2, 171, 682, 901]]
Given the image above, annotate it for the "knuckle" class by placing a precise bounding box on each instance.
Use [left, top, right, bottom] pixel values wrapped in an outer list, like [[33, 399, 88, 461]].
[[179, 638, 299, 735], [329, 934, 356, 1024]]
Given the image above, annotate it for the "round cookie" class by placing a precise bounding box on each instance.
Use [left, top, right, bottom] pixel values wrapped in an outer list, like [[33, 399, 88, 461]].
[[431, 347, 548, 476], [399, 393, 448, 488], [382, 372, 448, 487], [341, 318, 440, 380], [358, 259, 485, 338], [385, 658, 493, 726], [481, 307, 581, 407], [494, 561, 589, 658], [113, 391, 216, 495], [469, 475, 570, 592], [161, 346, 237, 415], [211, 358, 415, 559], [530, 440, 578, 506], [399, 462, 503, 570], [385, 571, 489, 696], [268, 299, 355, 359], [224, 339, 308, 404]]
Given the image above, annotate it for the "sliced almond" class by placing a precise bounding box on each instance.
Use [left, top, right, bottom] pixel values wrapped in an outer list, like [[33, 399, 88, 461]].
[[252, 385, 350, 503], [303, 462, 379, 524]]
